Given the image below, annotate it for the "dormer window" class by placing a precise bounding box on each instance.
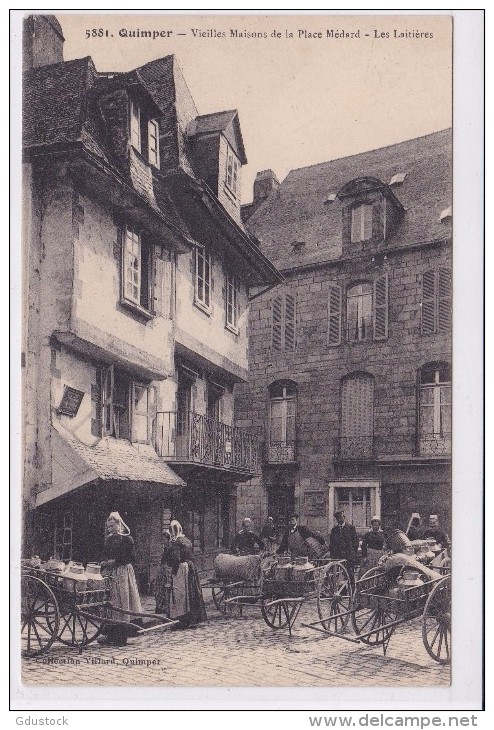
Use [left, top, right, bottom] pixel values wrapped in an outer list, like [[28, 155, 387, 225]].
[[351, 204, 373, 243], [225, 144, 240, 197], [129, 98, 160, 169], [338, 177, 405, 253]]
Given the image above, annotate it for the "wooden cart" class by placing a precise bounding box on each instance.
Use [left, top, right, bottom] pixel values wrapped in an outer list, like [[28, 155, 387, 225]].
[[21, 566, 178, 657], [304, 565, 451, 664], [260, 559, 352, 636]]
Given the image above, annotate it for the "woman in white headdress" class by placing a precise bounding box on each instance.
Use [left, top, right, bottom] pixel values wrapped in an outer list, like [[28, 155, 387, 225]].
[[99, 511, 142, 645], [358, 516, 386, 578], [160, 519, 207, 628]]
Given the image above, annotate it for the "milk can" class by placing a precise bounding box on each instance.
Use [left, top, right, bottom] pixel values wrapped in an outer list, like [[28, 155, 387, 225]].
[[85, 563, 105, 590], [292, 556, 314, 581], [62, 561, 88, 592]]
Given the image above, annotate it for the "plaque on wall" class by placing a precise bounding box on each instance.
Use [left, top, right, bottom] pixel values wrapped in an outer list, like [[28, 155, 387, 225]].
[[304, 491, 326, 517]]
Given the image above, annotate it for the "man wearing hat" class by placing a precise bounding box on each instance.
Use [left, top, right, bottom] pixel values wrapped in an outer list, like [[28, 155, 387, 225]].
[[231, 518, 265, 555], [329, 510, 360, 587], [358, 516, 386, 577], [277, 514, 326, 559]]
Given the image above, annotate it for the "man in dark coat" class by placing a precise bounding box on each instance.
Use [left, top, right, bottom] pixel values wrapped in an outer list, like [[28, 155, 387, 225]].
[[422, 514, 450, 549], [231, 518, 264, 555], [277, 514, 326, 558], [329, 510, 360, 586]]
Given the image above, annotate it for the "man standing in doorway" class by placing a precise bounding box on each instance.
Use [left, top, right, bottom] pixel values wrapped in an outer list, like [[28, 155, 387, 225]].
[[329, 510, 359, 587]]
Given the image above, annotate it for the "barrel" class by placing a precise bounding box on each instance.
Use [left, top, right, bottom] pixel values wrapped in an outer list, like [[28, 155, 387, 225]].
[[386, 529, 413, 554], [213, 553, 261, 583]]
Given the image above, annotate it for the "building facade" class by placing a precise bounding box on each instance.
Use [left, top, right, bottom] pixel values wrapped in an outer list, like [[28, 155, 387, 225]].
[[237, 131, 452, 539], [22, 15, 281, 588]]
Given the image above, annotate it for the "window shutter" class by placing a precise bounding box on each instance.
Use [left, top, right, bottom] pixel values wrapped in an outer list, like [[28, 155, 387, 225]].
[[438, 268, 451, 332], [373, 273, 388, 340], [272, 296, 283, 351], [148, 386, 157, 446], [284, 294, 296, 351], [328, 285, 342, 345], [101, 365, 114, 437], [341, 375, 374, 437], [421, 270, 436, 334], [351, 207, 359, 243], [153, 248, 164, 317]]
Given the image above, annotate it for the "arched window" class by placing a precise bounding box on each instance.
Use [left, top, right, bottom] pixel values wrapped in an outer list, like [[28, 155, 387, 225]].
[[340, 373, 374, 459], [267, 380, 297, 463], [418, 363, 451, 455]]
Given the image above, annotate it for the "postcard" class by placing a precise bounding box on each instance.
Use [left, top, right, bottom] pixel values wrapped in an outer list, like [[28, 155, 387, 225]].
[[12, 9, 484, 713]]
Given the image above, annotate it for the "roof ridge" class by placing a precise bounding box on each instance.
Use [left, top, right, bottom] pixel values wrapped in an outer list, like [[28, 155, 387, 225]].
[[285, 128, 452, 178]]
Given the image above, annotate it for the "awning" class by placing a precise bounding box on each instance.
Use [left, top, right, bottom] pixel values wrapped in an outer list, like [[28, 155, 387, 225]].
[[36, 425, 185, 507]]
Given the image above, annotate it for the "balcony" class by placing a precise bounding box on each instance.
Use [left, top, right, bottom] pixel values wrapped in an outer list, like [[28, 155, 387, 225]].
[[154, 412, 260, 476], [334, 436, 374, 461], [265, 442, 297, 465]]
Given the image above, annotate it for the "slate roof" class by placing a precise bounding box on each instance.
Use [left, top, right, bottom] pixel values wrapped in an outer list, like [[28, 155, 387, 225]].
[[53, 424, 185, 487], [23, 56, 94, 149], [245, 129, 452, 271]]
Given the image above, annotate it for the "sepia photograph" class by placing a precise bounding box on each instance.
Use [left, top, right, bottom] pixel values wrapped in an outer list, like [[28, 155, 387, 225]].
[[13, 8, 483, 709]]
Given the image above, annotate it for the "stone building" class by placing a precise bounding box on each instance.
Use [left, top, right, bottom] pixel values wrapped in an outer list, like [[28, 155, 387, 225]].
[[22, 15, 281, 587], [237, 131, 452, 538]]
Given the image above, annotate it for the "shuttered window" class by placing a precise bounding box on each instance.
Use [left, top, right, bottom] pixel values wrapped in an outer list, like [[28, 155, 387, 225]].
[[421, 268, 451, 335], [271, 294, 296, 351], [328, 285, 342, 346], [344, 276, 389, 343], [340, 374, 374, 459]]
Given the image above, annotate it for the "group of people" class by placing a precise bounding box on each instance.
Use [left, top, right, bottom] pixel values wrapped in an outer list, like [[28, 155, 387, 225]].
[[96, 509, 450, 646], [98, 511, 207, 647]]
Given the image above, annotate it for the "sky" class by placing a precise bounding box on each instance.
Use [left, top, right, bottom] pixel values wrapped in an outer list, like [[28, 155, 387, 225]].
[[57, 12, 453, 204]]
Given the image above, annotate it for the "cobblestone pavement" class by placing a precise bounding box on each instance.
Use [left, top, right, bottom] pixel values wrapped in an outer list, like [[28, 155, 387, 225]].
[[22, 593, 450, 687]]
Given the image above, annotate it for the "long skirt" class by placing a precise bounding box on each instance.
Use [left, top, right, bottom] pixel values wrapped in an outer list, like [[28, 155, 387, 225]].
[[110, 563, 142, 621], [170, 561, 207, 627]]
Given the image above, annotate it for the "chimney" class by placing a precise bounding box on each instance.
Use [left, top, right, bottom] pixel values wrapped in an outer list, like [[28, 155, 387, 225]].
[[23, 15, 64, 72], [253, 169, 280, 204]]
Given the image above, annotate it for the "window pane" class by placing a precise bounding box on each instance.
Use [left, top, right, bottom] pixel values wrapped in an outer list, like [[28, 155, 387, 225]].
[[133, 412, 148, 442]]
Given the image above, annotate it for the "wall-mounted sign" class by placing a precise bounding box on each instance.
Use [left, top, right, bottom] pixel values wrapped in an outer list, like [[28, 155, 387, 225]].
[[304, 491, 326, 517], [57, 386, 84, 417]]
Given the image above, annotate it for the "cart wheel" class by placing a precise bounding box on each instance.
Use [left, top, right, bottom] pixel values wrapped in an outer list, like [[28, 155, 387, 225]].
[[212, 585, 241, 615], [422, 575, 451, 664], [55, 599, 107, 648], [317, 561, 352, 632], [351, 568, 394, 646], [261, 599, 290, 629], [21, 575, 60, 656]]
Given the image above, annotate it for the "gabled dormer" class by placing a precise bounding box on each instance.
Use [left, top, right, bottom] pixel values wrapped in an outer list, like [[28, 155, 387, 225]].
[[337, 176, 405, 256], [96, 71, 163, 173], [187, 110, 247, 223]]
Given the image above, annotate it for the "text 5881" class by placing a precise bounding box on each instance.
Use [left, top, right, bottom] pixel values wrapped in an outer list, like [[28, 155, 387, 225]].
[[86, 29, 110, 38]]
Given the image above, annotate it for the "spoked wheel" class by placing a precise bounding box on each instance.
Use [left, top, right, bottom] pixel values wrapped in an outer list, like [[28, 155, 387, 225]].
[[261, 599, 290, 629], [351, 568, 395, 646], [56, 598, 107, 648], [317, 561, 352, 632], [21, 575, 60, 656], [422, 575, 451, 664], [212, 585, 241, 615]]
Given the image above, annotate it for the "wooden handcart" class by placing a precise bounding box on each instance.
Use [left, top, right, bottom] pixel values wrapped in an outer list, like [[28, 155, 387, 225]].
[[304, 564, 451, 664], [21, 566, 179, 657], [260, 559, 352, 636]]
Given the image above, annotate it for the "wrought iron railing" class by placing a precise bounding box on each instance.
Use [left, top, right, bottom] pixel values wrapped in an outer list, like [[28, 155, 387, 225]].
[[154, 412, 260, 474], [334, 436, 374, 460], [265, 441, 297, 464]]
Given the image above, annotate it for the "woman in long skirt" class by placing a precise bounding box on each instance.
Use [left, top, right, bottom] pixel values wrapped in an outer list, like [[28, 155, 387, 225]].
[[99, 511, 142, 646], [161, 520, 207, 628]]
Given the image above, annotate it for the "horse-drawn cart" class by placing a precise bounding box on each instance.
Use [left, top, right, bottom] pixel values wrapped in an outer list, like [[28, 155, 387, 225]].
[[21, 566, 178, 656]]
